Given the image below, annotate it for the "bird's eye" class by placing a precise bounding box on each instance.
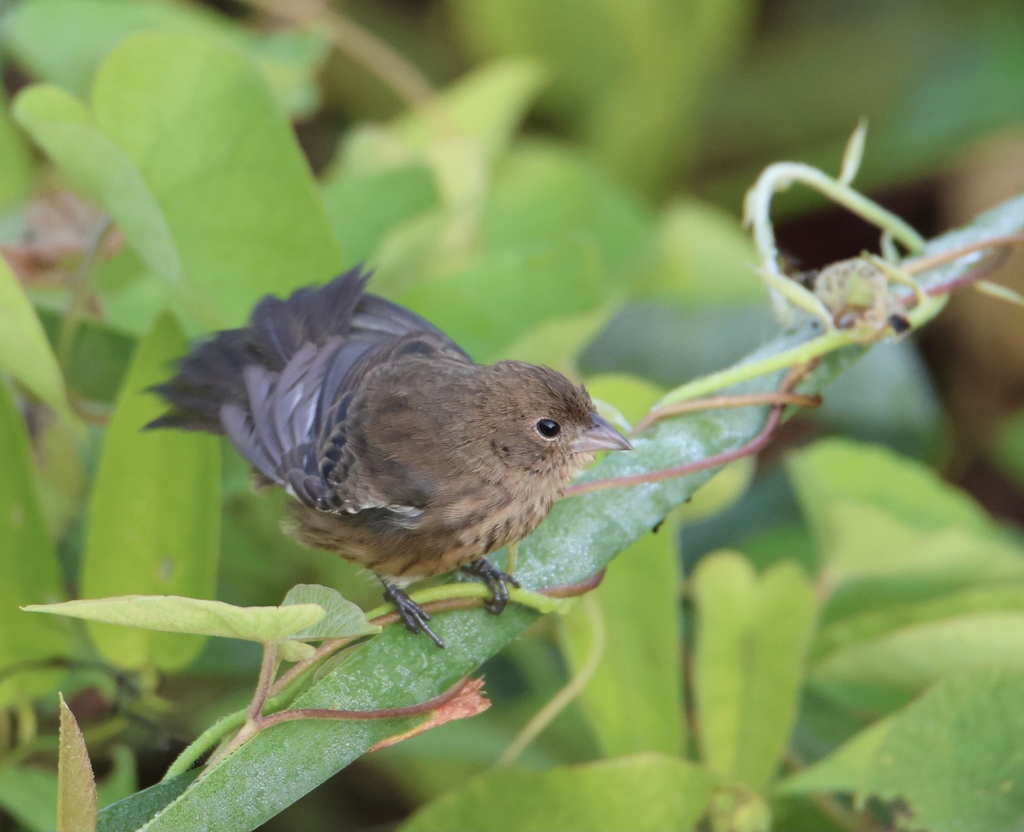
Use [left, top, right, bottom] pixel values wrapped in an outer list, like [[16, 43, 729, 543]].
[[536, 418, 561, 439]]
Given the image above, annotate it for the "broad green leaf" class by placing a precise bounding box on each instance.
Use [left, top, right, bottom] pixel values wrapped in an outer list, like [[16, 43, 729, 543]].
[[27, 596, 325, 644], [693, 552, 817, 791], [97, 196, 1024, 828], [482, 142, 657, 285], [0, 90, 35, 206], [787, 670, 1024, 832], [13, 84, 182, 281], [400, 754, 716, 832], [561, 520, 684, 757], [821, 505, 1024, 585], [2, 0, 329, 117], [90, 33, 341, 326], [80, 314, 220, 670], [0, 765, 60, 832], [0, 254, 70, 415], [281, 584, 381, 641], [645, 198, 760, 304], [320, 164, 439, 265], [864, 670, 1024, 832], [777, 715, 894, 796], [95, 772, 198, 832], [395, 58, 547, 158], [448, 0, 754, 195], [57, 694, 97, 832], [787, 438, 990, 549], [813, 585, 1024, 662], [17, 33, 342, 328], [400, 236, 608, 361], [0, 382, 70, 707], [812, 612, 1024, 690], [36, 307, 136, 404], [501, 307, 613, 374]]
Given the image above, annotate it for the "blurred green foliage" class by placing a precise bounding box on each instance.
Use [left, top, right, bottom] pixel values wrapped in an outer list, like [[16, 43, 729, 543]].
[[0, 0, 1023, 830]]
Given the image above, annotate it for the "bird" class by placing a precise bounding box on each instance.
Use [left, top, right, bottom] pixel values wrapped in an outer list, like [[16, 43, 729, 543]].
[[147, 266, 632, 647]]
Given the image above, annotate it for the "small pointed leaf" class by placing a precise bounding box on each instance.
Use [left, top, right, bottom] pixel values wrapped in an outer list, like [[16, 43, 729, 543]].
[[57, 694, 97, 832], [25, 596, 325, 644]]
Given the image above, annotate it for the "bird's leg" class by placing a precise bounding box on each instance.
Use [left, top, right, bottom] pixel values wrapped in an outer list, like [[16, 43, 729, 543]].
[[461, 558, 521, 616], [381, 580, 445, 649]]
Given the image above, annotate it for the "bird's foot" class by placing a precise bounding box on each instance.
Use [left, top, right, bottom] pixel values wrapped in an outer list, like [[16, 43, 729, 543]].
[[382, 582, 444, 648], [461, 558, 521, 616]]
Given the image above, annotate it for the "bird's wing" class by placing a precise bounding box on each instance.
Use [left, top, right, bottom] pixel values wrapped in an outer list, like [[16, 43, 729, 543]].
[[306, 331, 468, 520], [150, 266, 469, 518]]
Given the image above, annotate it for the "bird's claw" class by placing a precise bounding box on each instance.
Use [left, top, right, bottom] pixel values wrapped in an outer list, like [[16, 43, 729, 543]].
[[382, 582, 444, 648], [461, 558, 521, 616]]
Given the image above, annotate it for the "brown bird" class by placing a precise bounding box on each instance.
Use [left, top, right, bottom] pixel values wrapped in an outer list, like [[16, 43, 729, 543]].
[[148, 267, 631, 647]]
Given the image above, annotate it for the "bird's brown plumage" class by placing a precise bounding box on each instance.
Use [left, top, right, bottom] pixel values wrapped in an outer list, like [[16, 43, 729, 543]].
[[149, 267, 631, 645]]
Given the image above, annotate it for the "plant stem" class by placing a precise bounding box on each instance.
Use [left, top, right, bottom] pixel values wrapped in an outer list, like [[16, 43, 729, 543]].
[[240, 0, 435, 107], [496, 593, 606, 767]]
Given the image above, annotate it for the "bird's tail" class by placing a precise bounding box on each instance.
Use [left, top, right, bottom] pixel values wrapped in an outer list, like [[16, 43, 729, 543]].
[[146, 266, 372, 432]]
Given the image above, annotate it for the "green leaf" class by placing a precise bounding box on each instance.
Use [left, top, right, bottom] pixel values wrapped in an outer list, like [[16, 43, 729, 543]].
[[26, 596, 326, 644], [79, 314, 220, 670], [501, 307, 614, 374], [16, 33, 342, 328], [693, 552, 817, 791], [0, 382, 70, 707], [57, 694, 97, 832], [561, 521, 684, 757], [812, 611, 1024, 690], [0, 765, 60, 832], [400, 236, 609, 361], [645, 198, 761, 304], [0, 90, 35, 206], [448, 0, 754, 195], [0, 254, 71, 416], [320, 163, 439, 265], [281, 584, 381, 641], [97, 196, 1024, 828], [394, 58, 547, 159], [36, 307, 136, 404], [482, 142, 657, 285], [813, 585, 1024, 662], [400, 754, 716, 832], [778, 716, 894, 796], [13, 84, 182, 281], [2, 0, 329, 117], [787, 438, 990, 546], [95, 772, 198, 832], [865, 670, 1024, 832], [92, 33, 341, 326]]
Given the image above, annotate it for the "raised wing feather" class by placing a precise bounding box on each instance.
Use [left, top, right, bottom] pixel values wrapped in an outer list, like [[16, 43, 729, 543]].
[[148, 266, 470, 518]]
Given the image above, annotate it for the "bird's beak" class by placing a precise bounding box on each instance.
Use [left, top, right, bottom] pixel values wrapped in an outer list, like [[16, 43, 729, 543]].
[[573, 413, 633, 454]]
